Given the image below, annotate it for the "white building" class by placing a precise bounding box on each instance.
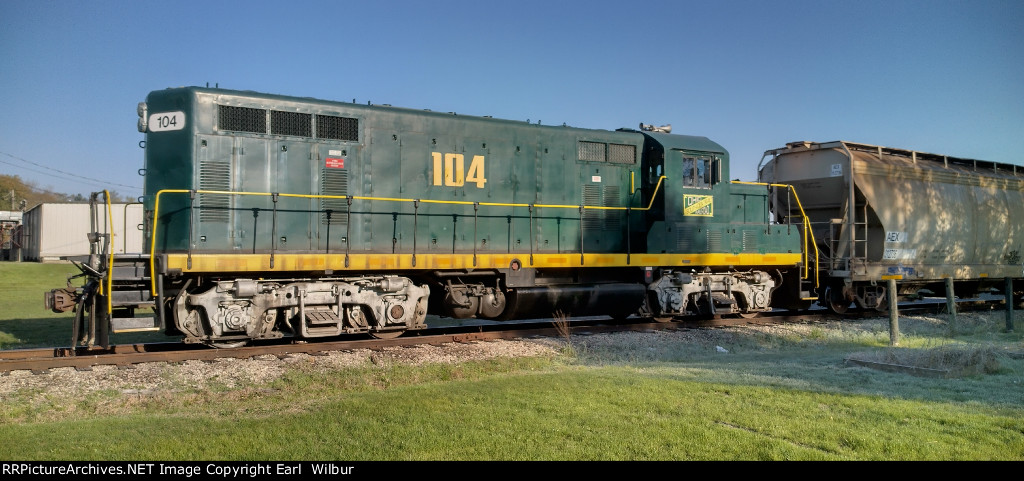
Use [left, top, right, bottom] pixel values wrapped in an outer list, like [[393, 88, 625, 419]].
[[0, 210, 23, 261], [20, 203, 144, 261]]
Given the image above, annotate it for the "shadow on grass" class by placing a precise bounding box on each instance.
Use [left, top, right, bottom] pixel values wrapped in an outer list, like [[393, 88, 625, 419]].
[[0, 315, 171, 350]]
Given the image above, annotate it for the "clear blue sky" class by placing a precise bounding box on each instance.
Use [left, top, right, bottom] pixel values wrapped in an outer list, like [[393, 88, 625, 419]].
[[2, 0, 1022, 200]]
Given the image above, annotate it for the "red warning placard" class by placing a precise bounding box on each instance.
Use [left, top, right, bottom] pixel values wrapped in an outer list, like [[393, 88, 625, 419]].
[[325, 157, 345, 169]]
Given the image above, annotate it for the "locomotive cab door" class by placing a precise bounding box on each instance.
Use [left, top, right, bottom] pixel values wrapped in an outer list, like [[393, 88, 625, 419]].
[[646, 149, 722, 254], [663, 150, 720, 224]]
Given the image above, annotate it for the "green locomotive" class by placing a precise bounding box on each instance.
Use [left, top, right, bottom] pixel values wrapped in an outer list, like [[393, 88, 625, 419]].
[[48, 87, 813, 348]]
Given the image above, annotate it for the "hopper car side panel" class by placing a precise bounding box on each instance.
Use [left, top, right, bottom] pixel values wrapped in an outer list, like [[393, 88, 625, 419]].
[[760, 140, 1024, 312]]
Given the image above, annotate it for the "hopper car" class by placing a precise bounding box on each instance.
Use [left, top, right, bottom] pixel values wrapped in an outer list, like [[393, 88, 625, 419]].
[[758, 141, 1024, 313]]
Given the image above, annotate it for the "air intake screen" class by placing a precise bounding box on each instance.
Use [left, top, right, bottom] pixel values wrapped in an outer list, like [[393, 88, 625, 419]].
[[608, 144, 636, 164], [219, 105, 266, 133], [317, 115, 359, 141], [271, 111, 312, 137], [578, 141, 636, 164], [578, 141, 606, 162]]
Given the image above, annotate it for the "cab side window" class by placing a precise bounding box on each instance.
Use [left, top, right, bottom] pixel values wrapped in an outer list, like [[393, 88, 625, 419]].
[[682, 154, 717, 188]]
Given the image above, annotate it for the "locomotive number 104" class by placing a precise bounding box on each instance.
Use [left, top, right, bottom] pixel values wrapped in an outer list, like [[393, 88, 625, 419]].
[[431, 152, 487, 188]]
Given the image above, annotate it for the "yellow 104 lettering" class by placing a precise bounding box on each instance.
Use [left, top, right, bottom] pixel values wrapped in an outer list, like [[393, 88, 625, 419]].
[[431, 152, 486, 188]]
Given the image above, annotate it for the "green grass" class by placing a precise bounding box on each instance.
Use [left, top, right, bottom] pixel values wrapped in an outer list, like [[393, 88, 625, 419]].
[[1, 262, 1023, 460], [2, 357, 1022, 460], [0, 261, 167, 349], [0, 262, 83, 349]]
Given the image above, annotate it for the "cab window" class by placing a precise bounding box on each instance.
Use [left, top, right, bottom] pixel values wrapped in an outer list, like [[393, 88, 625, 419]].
[[682, 154, 717, 188]]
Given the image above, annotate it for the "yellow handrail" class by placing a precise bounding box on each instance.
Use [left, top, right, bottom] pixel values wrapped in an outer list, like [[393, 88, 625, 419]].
[[731, 181, 820, 288], [733, 179, 819, 286], [103, 190, 115, 315]]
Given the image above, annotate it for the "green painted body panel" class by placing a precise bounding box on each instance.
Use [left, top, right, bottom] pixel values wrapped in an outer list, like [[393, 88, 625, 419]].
[[141, 87, 800, 262]]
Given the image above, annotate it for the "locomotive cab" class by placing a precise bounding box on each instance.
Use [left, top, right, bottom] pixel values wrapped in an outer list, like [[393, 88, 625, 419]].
[[636, 132, 809, 317]]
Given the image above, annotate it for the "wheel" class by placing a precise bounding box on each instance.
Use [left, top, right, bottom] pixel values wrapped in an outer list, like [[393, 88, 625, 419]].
[[208, 340, 249, 349], [369, 329, 405, 340], [652, 316, 674, 323], [826, 287, 850, 314], [735, 312, 759, 319]]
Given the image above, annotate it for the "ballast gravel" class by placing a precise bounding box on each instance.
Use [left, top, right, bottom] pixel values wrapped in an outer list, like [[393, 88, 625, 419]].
[[1, 310, 1018, 403], [0, 337, 566, 400]]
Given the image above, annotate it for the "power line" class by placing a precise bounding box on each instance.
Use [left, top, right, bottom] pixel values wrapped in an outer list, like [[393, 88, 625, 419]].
[[0, 150, 140, 192]]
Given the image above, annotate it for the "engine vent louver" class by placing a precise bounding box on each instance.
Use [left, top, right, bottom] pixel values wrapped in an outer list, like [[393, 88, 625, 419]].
[[198, 160, 231, 222], [582, 185, 621, 231], [707, 231, 723, 253], [742, 230, 759, 253], [320, 168, 349, 225], [676, 225, 708, 252]]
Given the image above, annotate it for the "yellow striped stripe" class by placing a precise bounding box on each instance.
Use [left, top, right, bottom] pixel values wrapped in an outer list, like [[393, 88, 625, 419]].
[[161, 252, 804, 273]]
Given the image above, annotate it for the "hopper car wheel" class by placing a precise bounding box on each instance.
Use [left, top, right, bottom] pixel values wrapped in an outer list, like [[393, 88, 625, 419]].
[[825, 287, 850, 315], [209, 340, 249, 349], [369, 330, 405, 340], [652, 316, 674, 323], [735, 312, 759, 319]]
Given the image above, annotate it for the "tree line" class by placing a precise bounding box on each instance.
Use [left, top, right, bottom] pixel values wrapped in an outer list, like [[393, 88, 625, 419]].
[[0, 174, 137, 211]]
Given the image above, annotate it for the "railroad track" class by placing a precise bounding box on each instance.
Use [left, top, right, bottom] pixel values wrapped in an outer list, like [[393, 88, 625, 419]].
[[0, 298, 1007, 375]]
